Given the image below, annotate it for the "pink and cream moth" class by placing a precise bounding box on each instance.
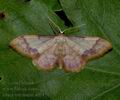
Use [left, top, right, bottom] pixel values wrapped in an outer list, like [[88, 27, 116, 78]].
[[10, 33, 112, 72]]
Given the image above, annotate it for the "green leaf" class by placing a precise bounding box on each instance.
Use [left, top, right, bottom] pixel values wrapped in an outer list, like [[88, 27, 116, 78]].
[[41, 0, 62, 11], [0, 0, 120, 100]]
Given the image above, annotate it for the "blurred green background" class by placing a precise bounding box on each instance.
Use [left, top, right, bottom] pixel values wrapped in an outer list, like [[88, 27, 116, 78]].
[[0, 0, 120, 100]]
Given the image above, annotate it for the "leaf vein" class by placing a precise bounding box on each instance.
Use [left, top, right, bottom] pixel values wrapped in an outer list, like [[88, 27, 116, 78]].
[[86, 67, 120, 76], [91, 83, 120, 100]]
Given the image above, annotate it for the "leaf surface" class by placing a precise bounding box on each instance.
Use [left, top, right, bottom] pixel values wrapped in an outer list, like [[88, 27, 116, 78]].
[[0, 0, 120, 100]]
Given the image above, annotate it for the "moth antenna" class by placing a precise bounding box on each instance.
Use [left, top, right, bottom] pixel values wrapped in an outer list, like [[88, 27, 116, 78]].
[[63, 24, 86, 33], [48, 16, 63, 35]]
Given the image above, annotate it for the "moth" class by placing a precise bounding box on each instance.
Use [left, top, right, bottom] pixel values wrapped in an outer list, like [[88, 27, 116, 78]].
[[10, 32, 112, 72]]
